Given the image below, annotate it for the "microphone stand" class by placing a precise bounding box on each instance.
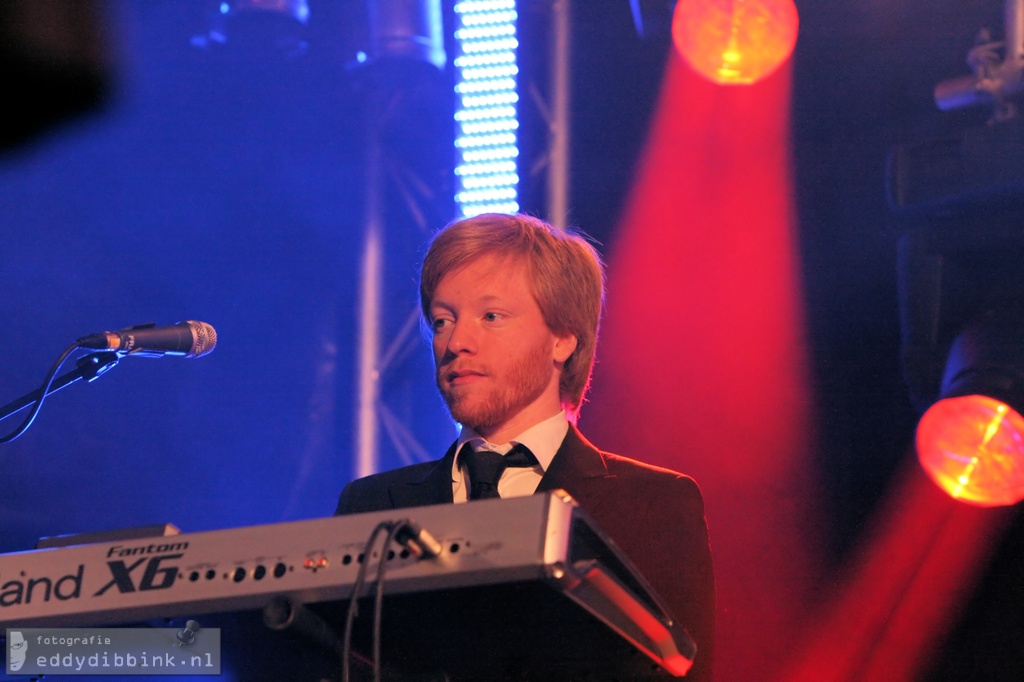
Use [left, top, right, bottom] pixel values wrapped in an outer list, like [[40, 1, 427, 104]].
[[0, 351, 120, 423]]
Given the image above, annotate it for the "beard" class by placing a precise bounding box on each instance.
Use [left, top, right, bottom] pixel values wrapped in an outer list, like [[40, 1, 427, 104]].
[[437, 340, 555, 432]]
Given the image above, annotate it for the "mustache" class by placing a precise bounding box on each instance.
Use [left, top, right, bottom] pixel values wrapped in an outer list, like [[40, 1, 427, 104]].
[[437, 363, 487, 384]]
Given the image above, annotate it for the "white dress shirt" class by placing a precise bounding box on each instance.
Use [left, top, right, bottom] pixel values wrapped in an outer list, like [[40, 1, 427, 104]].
[[450, 411, 569, 502]]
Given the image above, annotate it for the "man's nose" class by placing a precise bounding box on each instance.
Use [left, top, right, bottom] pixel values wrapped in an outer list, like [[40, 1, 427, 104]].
[[445, 319, 478, 354]]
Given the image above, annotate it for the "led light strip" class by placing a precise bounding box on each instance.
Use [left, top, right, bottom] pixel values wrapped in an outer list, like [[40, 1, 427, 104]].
[[453, 0, 519, 217]]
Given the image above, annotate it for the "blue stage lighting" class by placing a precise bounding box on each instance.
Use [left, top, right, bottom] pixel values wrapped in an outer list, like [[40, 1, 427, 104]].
[[453, 0, 520, 217]]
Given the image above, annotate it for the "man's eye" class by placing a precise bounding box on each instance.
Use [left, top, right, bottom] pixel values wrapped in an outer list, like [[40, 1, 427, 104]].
[[483, 312, 502, 322], [432, 318, 451, 331]]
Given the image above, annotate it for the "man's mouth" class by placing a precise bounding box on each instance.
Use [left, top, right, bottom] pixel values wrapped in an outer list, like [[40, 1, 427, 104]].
[[443, 368, 486, 386]]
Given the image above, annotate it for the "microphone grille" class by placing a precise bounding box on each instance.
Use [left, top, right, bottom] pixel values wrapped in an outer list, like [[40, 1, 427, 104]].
[[187, 321, 218, 358]]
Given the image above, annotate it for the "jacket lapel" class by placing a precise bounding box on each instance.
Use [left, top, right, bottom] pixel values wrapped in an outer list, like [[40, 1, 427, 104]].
[[537, 425, 614, 514], [388, 442, 458, 509]]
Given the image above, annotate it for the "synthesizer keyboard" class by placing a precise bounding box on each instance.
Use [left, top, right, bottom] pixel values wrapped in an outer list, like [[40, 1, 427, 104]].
[[0, 491, 696, 678]]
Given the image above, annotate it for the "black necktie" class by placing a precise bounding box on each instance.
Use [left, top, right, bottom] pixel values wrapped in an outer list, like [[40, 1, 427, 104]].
[[463, 443, 538, 500]]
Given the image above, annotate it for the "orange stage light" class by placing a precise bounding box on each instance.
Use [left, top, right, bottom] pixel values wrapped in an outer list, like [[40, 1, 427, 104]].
[[672, 0, 799, 85], [916, 394, 1024, 507]]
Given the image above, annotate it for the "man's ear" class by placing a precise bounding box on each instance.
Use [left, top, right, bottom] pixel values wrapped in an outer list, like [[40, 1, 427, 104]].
[[553, 333, 578, 363]]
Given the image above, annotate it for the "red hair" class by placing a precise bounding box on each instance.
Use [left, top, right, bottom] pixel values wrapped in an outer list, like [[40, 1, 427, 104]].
[[420, 213, 605, 414]]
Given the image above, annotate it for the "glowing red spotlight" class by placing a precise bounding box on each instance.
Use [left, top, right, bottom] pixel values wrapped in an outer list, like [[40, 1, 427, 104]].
[[672, 0, 799, 85], [916, 394, 1024, 506]]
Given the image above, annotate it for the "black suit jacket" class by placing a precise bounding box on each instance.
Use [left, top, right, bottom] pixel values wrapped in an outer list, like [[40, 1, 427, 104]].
[[336, 425, 715, 681]]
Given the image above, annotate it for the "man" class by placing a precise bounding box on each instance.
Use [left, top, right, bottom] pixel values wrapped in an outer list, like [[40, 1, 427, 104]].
[[8, 630, 27, 672], [336, 213, 715, 680]]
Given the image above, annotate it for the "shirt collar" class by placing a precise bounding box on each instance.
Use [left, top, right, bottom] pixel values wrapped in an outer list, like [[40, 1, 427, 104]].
[[452, 411, 569, 480]]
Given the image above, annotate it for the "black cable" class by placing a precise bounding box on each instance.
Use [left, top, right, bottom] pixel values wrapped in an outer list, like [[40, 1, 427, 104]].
[[342, 521, 393, 682], [372, 520, 409, 682], [0, 343, 78, 443], [342, 518, 439, 682]]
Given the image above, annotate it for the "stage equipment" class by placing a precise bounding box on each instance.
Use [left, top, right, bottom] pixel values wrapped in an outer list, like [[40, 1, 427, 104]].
[[368, 0, 445, 68], [0, 492, 698, 680], [891, 1, 1024, 507], [934, 0, 1024, 122], [671, 0, 799, 85], [351, 0, 454, 482], [917, 394, 1024, 506], [893, 170, 1024, 507], [899, 224, 1024, 507], [892, 191, 1024, 503], [190, 0, 310, 57], [77, 321, 217, 359], [901, 237, 1024, 503], [453, 0, 521, 217], [0, 321, 216, 443]]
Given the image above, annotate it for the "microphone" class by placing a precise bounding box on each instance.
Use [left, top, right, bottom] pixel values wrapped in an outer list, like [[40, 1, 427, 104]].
[[77, 321, 217, 358]]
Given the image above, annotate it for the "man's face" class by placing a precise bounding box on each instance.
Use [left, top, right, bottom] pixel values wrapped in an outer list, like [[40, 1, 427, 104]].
[[9, 631, 26, 671], [428, 254, 576, 442]]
